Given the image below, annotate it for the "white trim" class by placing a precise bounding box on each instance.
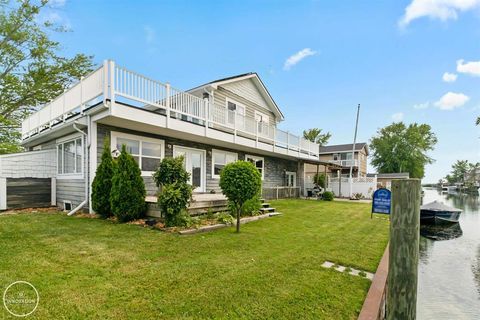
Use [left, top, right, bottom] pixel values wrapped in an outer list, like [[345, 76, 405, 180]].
[[173, 145, 206, 193], [110, 131, 165, 176], [56, 134, 84, 179], [245, 154, 265, 180], [0, 177, 6, 210], [51, 177, 56, 206], [286, 171, 296, 187], [89, 120, 97, 213], [211, 149, 238, 179]]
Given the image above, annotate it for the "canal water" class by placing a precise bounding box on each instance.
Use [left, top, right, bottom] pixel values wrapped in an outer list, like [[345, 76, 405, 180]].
[[417, 188, 480, 319]]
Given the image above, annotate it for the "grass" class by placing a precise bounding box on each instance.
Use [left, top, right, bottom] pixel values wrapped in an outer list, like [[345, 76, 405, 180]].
[[0, 199, 388, 319]]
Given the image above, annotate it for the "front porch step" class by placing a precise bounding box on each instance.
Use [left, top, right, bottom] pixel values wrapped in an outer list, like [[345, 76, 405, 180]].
[[261, 203, 271, 208], [260, 207, 276, 213]]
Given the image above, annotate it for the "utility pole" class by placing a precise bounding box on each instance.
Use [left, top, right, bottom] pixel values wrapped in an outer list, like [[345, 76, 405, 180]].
[[349, 104, 360, 198]]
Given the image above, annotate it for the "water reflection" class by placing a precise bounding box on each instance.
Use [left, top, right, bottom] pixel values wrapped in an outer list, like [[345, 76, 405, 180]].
[[417, 188, 480, 320], [420, 223, 463, 241]]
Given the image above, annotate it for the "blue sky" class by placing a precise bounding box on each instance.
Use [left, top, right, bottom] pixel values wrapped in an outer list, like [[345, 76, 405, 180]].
[[45, 0, 480, 182]]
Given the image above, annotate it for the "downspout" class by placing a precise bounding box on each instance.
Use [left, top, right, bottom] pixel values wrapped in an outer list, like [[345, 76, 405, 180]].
[[67, 116, 91, 216]]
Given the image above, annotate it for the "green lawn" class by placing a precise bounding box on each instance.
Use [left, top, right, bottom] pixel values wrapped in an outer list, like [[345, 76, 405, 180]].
[[0, 199, 388, 320]]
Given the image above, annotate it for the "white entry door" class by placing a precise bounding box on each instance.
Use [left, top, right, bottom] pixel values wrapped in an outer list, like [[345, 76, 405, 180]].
[[173, 146, 206, 192]]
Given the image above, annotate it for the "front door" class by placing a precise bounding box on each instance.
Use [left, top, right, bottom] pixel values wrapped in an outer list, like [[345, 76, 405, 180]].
[[173, 146, 206, 192]]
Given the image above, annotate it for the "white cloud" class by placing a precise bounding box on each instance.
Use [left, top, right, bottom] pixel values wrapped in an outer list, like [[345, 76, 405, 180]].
[[283, 48, 317, 70], [413, 101, 430, 109], [49, 0, 66, 8], [442, 72, 457, 82], [398, 0, 480, 27], [456, 59, 480, 76], [143, 26, 155, 44], [392, 112, 404, 122], [434, 92, 470, 110]]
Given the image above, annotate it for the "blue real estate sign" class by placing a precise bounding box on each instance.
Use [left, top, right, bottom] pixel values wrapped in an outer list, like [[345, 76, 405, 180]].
[[372, 188, 391, 215]]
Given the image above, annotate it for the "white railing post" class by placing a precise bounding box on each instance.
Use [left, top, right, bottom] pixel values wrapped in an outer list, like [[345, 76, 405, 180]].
[[273, 127, 276, 152], [103, 60, 109, 105], [109, 60, 115, 107], [165, 82, 171, 128], [80, 76, 84, 114], [286, 131, 290, 152], [204, 96, 209, 136]]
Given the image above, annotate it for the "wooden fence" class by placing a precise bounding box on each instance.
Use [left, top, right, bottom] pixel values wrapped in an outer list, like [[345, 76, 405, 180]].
[[0, 177, 56, 210]]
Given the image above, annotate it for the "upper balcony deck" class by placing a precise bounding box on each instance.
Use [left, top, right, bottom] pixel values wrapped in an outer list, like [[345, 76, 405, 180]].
[[21, 60, 320, 161]]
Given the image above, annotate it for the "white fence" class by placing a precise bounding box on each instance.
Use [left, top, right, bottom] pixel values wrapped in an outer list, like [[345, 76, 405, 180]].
[[0, 150, 56, 178], [329, 176, 377, 199]]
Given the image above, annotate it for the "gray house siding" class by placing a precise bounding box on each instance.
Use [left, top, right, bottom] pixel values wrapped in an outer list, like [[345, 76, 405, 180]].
[[32, 132, 88, 210], [213, 87, 277, 126], [96, 124, 297, 196]]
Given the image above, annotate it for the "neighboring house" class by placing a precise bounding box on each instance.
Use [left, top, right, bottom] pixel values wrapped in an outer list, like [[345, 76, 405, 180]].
[[304, 143, 369, 181], [366, 172, 410, 189], [9, 60, 322, 212]]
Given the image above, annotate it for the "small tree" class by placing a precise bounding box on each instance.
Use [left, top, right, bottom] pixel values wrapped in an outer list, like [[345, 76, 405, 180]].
[[153, 157, 193, 227], [91, 138, 114, 218], [220, 161, 262, 232], [110, 145, 146, 222], [313, 173, 326, 189]]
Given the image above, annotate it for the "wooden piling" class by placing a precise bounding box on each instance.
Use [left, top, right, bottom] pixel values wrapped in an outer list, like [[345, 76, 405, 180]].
[[387, 179, 421, 320]]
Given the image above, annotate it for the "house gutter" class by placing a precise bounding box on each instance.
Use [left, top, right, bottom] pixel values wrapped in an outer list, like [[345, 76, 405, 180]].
[[67, 115, 91, 216]]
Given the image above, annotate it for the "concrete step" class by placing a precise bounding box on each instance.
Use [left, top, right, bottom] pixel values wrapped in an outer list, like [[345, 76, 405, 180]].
[[261, 203, 271, 208], [260, 198, 266, 203], [260, 207, 275, 213]]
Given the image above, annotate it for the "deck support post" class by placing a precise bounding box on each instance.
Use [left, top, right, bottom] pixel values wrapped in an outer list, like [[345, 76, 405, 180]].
[[387, 179, 421, 320]]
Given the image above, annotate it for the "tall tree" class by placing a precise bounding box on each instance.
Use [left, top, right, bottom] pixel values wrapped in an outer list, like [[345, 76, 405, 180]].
[[476, 116, 479, 126], [0, 0, 94, 154], [449, 160, 470, 183], [303, 128, 331, 146], [369, 122, 437, 179]]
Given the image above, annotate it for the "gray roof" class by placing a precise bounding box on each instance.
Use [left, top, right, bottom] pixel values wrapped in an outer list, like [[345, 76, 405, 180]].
[[367, 172, 410, 179], [319, 143, 368, 154], [421, 201, 462, 212]]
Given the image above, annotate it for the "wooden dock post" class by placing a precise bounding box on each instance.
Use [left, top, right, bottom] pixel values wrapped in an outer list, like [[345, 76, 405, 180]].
[[387, 179, 421, 320]]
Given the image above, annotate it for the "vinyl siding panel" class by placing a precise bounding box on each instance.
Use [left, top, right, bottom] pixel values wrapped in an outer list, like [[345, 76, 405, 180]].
[[214, 87, 277, 126]]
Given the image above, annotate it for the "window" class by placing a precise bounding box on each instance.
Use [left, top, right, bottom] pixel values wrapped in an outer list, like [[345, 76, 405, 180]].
[[212, 149, 237, 178], [246, 155, 264, 180], [57, 136, 83, 176], [226, 99, 245, 128], [111, 132, 164, 175], [286, 172, 296, 187]]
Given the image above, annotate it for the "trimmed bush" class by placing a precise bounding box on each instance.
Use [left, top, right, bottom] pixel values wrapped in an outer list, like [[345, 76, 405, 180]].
[[154, 156, 193, 227], [220, 161, 262, 232], [110, 144, 146, 222], [322, 191, 334, 201], [91, 138, 114, 218]]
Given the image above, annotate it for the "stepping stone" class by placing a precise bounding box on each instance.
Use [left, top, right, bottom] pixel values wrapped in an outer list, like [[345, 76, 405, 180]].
[[321, 261, 335, 268]]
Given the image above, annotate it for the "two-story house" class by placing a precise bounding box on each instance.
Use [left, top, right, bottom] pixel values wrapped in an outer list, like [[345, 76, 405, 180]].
[[12, 60, 321, 213], [318, 143, 369, 178]]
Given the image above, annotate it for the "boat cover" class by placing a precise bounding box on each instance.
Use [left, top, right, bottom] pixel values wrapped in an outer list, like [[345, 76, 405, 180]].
[[420, 201, 462, 212]]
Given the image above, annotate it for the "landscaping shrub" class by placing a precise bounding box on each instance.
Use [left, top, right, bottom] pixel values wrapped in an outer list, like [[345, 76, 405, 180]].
[[313, 173, 326, 188], [228, 195, 261, 217], [220, 161, 262, 232], [216, 212, 234, 225], [322, 191, 334, 201], [92, 138, 114, 218], [110, 144, 146, 222], [154, 156, 193, 227]]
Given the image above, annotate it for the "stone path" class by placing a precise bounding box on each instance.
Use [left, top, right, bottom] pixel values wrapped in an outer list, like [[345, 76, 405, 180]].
[[321, 261, 374, 280]]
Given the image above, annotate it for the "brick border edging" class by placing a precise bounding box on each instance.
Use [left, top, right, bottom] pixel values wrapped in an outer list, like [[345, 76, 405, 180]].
[[358, 243, 389, 320], [178, 212, 282, 235]]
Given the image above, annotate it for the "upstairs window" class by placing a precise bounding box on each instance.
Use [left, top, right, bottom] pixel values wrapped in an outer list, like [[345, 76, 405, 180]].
[[57, 136, 83, 176]]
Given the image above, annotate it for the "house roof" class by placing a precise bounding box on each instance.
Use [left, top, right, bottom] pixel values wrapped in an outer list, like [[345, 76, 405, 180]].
[[187, 72, 285, 121], [366, 172, 410, 179], [319, 143, 368, 155]]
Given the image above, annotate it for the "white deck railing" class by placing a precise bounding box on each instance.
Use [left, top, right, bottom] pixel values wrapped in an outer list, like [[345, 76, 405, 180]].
[[21, 60, 319, 158], [327, 159, 359, 167]]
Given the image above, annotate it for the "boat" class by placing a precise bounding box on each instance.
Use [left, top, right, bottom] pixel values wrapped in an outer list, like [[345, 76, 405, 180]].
[[420, 201, 462, 224], [420, 223, 463, 241]]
